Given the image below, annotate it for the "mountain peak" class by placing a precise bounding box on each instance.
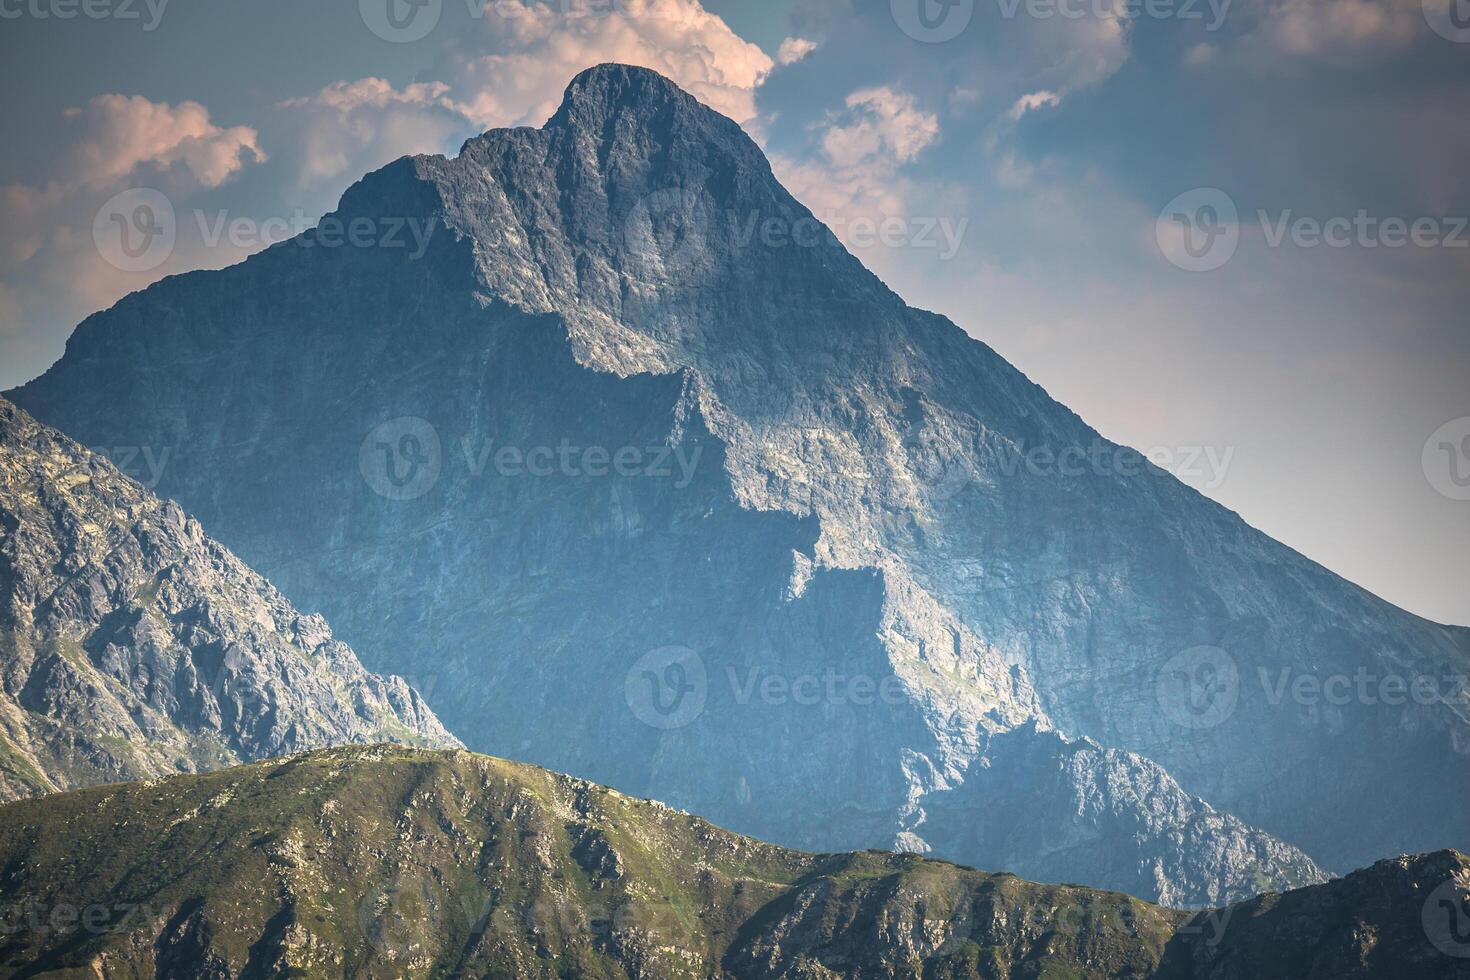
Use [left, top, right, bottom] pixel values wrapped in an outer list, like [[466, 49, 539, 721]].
[[542, 61, 761, 164]]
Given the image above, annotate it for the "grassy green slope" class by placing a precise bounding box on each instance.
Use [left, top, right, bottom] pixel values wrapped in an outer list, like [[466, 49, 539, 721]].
[[0, 746, 1463, 979]]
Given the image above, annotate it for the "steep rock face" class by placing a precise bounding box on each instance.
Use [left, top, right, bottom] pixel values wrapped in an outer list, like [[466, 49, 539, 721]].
[[6, 66, 1454, 895], [0, 747, 1461, 980], [919, 726, 1328, 908], [0, 398, 456, 798]]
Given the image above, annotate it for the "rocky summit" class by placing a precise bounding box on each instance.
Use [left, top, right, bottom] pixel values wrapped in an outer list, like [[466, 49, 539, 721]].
[[0, 745, 1465, 979], [0, 397, 457, 799], [8, 65, 1466, 903]]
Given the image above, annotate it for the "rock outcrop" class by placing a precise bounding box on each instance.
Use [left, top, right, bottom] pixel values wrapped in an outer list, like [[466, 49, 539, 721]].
[[0, 397, 457, 799]]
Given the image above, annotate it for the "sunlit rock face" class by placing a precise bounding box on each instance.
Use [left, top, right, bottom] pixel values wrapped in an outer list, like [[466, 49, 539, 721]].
[[0, 398, 457, 800], [11, 64, 1465, 901]]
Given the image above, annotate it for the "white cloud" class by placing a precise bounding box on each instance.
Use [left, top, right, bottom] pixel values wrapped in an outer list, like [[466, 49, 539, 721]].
[[1008, 90, 1061, 121], [819, 87, 939, 168], [61, 94, 264, 189], [772, 86, 942, 256], [276, 78, 470, 189], [0, 96, 266, 387], [777, 37, 818, 65], [447, 0, 773, 129], [1250, 0, 1421, 61]]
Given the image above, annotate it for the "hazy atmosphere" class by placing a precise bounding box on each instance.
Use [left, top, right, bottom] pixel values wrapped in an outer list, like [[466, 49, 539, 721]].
[[2, 3, 1469, 975], [2, 0, 1465, 626]]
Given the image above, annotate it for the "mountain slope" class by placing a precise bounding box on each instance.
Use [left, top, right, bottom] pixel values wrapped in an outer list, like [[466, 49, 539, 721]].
[[0, 745, 1463, 979], [0, 397, 457, 799], [7, 65, 1457, 896]]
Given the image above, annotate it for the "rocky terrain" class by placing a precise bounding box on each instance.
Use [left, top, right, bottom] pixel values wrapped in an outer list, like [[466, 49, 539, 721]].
[[0, 397, 457, 799], [0, 745, 1463, 979], [8, 65, 1464, 901]]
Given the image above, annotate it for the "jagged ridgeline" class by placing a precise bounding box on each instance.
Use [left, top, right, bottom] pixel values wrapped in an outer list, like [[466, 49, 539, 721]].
[[1, 746, 1466, 979], [8, 64, 1468, 904], [0, 397, 457, 797]]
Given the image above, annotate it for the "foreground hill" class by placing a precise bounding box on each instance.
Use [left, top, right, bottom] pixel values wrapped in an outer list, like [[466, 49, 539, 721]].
[[0, 398, 456, 799], [0, 745, 1463, 979]]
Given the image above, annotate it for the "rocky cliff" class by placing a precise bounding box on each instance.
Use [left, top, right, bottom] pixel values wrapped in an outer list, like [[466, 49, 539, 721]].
[[0, 397, 457, 799]]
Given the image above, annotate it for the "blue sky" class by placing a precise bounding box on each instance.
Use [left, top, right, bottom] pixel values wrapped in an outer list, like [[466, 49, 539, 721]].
[[1, 0, 1466, 624]]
